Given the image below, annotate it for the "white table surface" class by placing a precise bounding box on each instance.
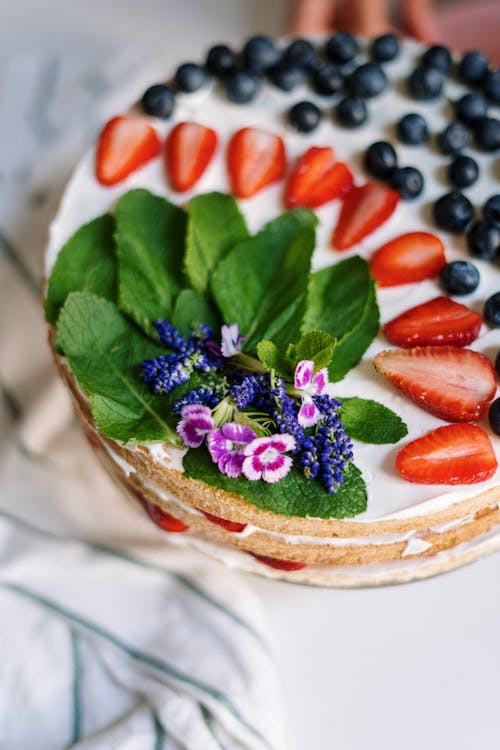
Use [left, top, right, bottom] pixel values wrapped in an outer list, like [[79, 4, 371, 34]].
[[3, 2, 500, 748]]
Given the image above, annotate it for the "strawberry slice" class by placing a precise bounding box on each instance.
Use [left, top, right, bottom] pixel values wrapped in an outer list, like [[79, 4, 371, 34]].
[[285, 146, 354, 208], [396, 424, 497, 484], [96, 115, 161, 186], [227, 127, 286, 199], [370, 232, 446, 287], [332, 182, 400, 250], [384, 296, 483, 347], [251, 553, 307, 571], [165, 121, 218, 192], [374, 346, 496, 422], [135, 491, 189, 532], [202, 510, 247, 533]]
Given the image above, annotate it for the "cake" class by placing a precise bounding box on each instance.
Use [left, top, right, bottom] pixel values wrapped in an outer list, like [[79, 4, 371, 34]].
[[44, 34, 500, 586]]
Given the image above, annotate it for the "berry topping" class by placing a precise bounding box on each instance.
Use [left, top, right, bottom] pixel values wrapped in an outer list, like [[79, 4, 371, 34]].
[[484, 69, 500, 104], [383, 296, 482, 348], [251, 553, 307, 571], [242, 35, 280, 74], [421, 45, 452, 74], [311, 62, 344, 96], [458, 50, 489, 85], [224, 70, 260, 103], [374, 346, 496, 422], [227, 127, 286, 199], [285, 146, 354, 209], [336, 95, 367, 127], [370, 33, 400, 62], [455, 93, 488, 124], [142, 498, 189, 532], [397, 113, 429, 145], [205, 44, 236, 77], [395, 424, 497, 485], [489, 398, 500, 436], [408, 65, 444, 100], [473, 116, 500, 152], [348, 62, 387, 98], [484, 194, 500, 224], [202, 510, 247, 533], [438, 121, 470, 155], [95, 115, 161, 187], [268, 62, 306, 91], [174, 62, 208, 93], [433, 192, 474, 232], [288, 100, 322, 133], [332, 182, 399, 250], [364, 141, 398, 180], [439, 260, 480, 295], [484, 292, 500, 327], [370, 232, 445, 287], [389, 166, 424, 199], [448, 155, 479, 188], [283, 38, 319, 70], [165, 122, 218, 192], [140, 84, 175, 119], [325, 32, 359, 64], [466, 219, 500, 260]]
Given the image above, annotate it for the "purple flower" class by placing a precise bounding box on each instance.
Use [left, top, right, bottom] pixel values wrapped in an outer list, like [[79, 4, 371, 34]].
[[242, 434, 296, 484], [294, 360, 328, 428], [177, 404, 214, 448], [221, 323, 244, 357], [207, 422, 257, 478]]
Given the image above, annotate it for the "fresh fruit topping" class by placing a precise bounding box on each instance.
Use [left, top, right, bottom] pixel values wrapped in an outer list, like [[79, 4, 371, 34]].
[[242, 35, 280, 74], [395, 424, 497, 485], [383, 296, 482, 348], [370, 33, 400, 62], [397, 113, 429, 145], [473, 116, 500, 152], [374, 346, 496, 422], [285, 147, 353, 209], [390, 166, 424, 200], [484, 292, 500, 327], [370, 232, 445, 287], [335, 96, 368, 128], [348, 63, 387, 98], [142, 498, 189, 532], [175, 62, 209, 93], [439, 260, 480, 295], [202, 510, 247, 533], [165, 121, 218, 192], [251, 553, 307, 571], [288, 101, 322, 133], [332, 182, 399, 250], [458, 50, 489, 85], [283, 38, 319, 70], [269, 62, 306, 91], [224, 70, 260, 103], [455, 93, 488, 125], [227, 127, 286, 198], [484, 194, 500, 224], [438, 121, 470, 155], [433, 192, 474, 232], [95, 115, 161, 187], [364, 141, 398, 180], [484, 69, 500, 104], [448, 155, 479, 188], [140, 84, 175, 119], [421, 45, 452, 74], [205, 44, 236, 77], [408, 65, 444, 100], [312, 63, 344, 96], [325, 32, 359, 64], [466, 219, 500, 260]]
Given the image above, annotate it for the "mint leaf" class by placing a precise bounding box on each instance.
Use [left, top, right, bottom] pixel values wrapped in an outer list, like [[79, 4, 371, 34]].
[[45, 214, 117, 325], [286, 330, 336, 371], [115, 189, 187, 335], [303, 256, 379, 381], [185, 193, 249, 295], [256, 340, 293, 379], [339, 397, 408, 444], [57, 292, 178, 444], [171, 289, 219, 337], [184, 449, 367, 519]]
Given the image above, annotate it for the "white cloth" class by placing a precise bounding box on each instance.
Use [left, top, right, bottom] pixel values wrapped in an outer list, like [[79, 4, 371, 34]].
[[0, 53, 282, 750]]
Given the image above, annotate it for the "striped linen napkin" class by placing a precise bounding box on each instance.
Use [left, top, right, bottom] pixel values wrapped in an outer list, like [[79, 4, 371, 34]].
[[0, 53, 282, 750]]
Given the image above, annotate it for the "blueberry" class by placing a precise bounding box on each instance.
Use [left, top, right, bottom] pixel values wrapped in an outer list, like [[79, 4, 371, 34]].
[[205, 44, 236, 77], [174, 63, 208, 93], [242, 35, 280, 74], [440, 260, 480, 295], [370, 34, 400, 62], [336, 96, 368, 128], [364, 141, 398, 179], [268, 63, 306, 91], [484, 293, 500, 327], [408, 66, 444, 100], [140, 84, 175, 119], [466, 219, 500, 260], [283, 39, 319, 70], [484, 195, 500, 225], [484, 69, 500, 104], [455, 93, 488, 124], [311, 63, 344, 96], [495, 350, 500, 378], [288, 101, 322, 133], [473, 116, 500, 151], [421, 45, 452, 74], [433, 192, 474, 232], [325, 32, 359, 64], [224, 70, 260, 103], [458, 50, 489, 85], [348, 63, 387, 98], [438, 121, 470, 154], [448, 155, 479, 188], [397, 113, 429, 144], [390, 166, 424, 200], [489, 398, 500, 436]]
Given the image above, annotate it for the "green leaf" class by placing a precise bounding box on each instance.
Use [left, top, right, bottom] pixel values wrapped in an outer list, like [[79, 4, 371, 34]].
[[286, 330, 336, 372], [185, 193, 250, 295], [303, 256, 379, 382], [171, 289, 220, 337], [56, 292, 178, 444], [256, 340, 293, 379], [339, 397, 408, 444], [45, 214, 117, 325], [184, 449, 367, 519], [115, 189, 187, 335]]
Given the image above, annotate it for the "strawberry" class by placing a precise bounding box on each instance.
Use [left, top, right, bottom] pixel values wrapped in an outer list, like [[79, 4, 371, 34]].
[[396, 424, 498, 484], [332, 182, 399, 250], [139, 493, 189, 532], [374, 346, 496, 422], [165, 121, 218, 192], [370, 232, 446, 287], [202, 510, 247, 533], [227, 127, 286, 199], [284, 146, 354, 208], [384, 296, 483, 347], [96, 115, 161, 186], [251, 553, 307, 571]]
